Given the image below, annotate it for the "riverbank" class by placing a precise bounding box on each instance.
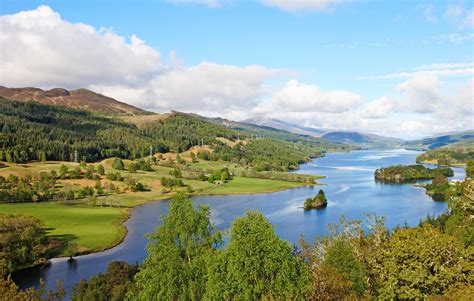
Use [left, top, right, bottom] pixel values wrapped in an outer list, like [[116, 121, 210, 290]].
[[0, 159, 321, 261], [418, 159, 466, 167], [12, 149, 455, 295]]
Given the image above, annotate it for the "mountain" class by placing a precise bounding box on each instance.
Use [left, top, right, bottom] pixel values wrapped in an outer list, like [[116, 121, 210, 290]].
[[189, 114, 353, 152], [0, 86, 148, 115], [241, 117, 324, 136], [416, 139, 474, 166], [321, 131, 404, 149], [403, 130, 474, 150], [240, 117, 404, 150]]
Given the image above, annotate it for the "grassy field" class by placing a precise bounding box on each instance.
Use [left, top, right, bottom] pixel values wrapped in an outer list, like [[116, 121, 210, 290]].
[[0, 157, 320, 255], [198, 176, 310, 194], [0, 202, 127, 254]]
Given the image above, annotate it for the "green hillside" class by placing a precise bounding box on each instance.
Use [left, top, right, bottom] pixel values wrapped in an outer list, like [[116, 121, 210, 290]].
[[404, 131, 474, 151], [416, 140, 474, 166], [0, 99, 333, 171]]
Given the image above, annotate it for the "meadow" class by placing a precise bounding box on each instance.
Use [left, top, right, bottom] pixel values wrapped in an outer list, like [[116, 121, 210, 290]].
[[0, 156, 319, 254]]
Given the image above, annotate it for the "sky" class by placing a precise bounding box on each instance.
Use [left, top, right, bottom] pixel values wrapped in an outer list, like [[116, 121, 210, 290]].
[[0, 0, 473, 139]]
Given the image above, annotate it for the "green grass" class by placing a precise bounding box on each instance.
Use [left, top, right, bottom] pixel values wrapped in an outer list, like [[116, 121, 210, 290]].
[[0, 159, 320, 254], [198, 176, 311, 195], [0, 202, 127, 254]]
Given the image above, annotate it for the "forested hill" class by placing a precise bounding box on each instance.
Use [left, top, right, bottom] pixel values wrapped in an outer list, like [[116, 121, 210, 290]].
[[188, 114, 352, 152], [0, 86, 149, 116], [0, 98, 332, 171], [416, 140, 474, 166], [403, 131, 474, 150]]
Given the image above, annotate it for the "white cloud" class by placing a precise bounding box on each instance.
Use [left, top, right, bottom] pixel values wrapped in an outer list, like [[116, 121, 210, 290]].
[[0, 5, 288, 115], [360, 96, 396, 119], [94, 62, 290, 112], [254, 80, 362, 114], [259, 0, 349, 12], [357, 63, 474, 80], [0, 5, 161, 88], [1, 5, 471, 139], [397, 74, 474, 118]]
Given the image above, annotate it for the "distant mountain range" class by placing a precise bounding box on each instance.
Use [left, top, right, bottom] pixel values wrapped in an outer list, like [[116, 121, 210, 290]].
[[2, 86, 471, 152], [0, 86, 148, 116], [241, 117, 325, 136], [241, 117, 403, 149], [402, 131, 474, 150], [321, 132, 404, 149], [240, 117, 474, 151]]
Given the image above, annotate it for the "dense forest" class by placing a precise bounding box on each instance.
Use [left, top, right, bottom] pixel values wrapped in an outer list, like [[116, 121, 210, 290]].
[[9, 180, 469, 300], [0, 99, 335, 172], [374, 164, 454, 182], [416, 144, 474, 166]]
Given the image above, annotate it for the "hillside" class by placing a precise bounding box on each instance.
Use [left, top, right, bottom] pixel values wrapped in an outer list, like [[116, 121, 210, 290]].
[[416, 140, 474, 166], [192, 114, 352, 152], [321, 131, 403, 149], [241, 117, 324, 136], [0, 98, 325, 171], [404, 130, 474, 150], [0, 86, 148, 115]]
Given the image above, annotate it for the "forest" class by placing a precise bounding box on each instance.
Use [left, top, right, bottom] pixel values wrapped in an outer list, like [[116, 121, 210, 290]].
[[416, 144, 474, 166], [4, 179, 471, 300], [374, 164, 454, 182], [0, 99, 331, 172]]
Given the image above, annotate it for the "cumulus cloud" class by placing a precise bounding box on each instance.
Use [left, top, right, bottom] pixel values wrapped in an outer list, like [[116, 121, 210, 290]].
[[0, 5, 288, 115], [259, 0, 349, 12], [0, 5, 161, 88], [255, 80, 362, 114], [397, 74, 474, 118], [93, 62, 289, 112], [360, 96, 396, 119], [0, 5, 471, 139]]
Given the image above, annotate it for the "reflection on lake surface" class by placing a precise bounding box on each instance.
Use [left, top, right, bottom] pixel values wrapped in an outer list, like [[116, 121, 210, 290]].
[[13, 149, 464, 297]]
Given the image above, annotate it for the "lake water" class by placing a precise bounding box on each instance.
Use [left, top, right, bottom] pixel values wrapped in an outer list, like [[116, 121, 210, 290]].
[[13, 149, 465, 296]]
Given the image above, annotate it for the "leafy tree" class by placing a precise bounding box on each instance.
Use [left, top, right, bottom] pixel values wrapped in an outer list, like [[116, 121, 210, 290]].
[[323, 239, 367, 296], [131, 193, 221, 300], [97, 164, 105, 175], [371, 225, 470, 299], [112, 158, 124, 170], [0, 276, 66, 301], [175, 155, 185, 165], [59, 164, 68, 179], [71, 261, 138, 301], [466, 160, 474, 178], [205, 211, 310, 300], [0, 214, 49, 275], [128, 162, 138, 173], [124, 177, 146, 192]]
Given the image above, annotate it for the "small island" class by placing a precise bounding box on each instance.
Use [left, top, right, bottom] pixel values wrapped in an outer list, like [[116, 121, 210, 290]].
[[374, 165, 453, 183], [304, 189, 328, 210]]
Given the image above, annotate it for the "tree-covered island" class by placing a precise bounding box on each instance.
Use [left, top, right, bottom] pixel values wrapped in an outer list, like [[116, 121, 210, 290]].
[[304, 189, 328, 210], [374, 164, 453, 182]]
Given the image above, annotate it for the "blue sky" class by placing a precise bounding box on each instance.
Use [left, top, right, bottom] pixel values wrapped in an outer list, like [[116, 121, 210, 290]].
[[0, 0, 473, 138]]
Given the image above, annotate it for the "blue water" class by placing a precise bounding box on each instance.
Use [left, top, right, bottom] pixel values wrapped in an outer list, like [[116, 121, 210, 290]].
[[13, 149, 464, 297]]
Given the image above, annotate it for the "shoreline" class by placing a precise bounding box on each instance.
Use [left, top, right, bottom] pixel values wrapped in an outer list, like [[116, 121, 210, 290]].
[[26, 178, 323, 267]]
